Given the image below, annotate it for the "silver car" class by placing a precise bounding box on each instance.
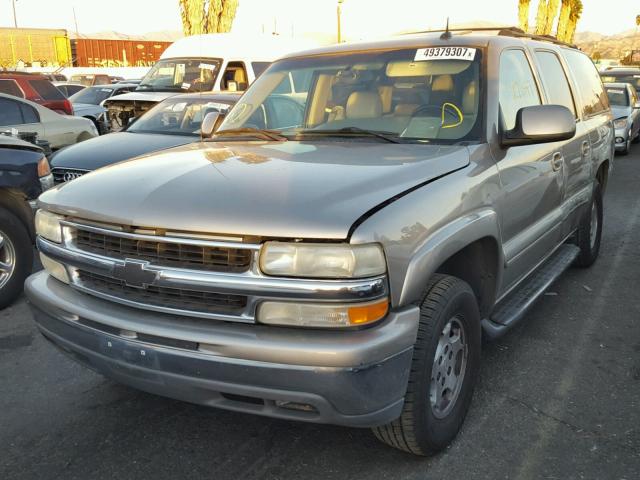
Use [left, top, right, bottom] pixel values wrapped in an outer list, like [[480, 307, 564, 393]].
[[605, 82, 640, 154], [26, 28, 614, 456]]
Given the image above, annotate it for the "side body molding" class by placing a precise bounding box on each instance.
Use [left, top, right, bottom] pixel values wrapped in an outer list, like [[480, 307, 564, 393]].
[[398, 209, 504, 306]]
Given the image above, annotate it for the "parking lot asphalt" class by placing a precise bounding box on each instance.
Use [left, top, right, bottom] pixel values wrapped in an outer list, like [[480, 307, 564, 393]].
[[2, 149, 640, 480]]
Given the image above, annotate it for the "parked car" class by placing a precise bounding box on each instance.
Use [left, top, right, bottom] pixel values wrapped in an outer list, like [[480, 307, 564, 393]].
[[50, 92, 239, 184], [600, 68, 640, 95], [68, 84, 139, 133], [117, 79, 141, 85], [0, 72, 73, 115], [53, 82, 86, 98], [43, 73, 68, 82], [0, 93, 98, 149], [0, 135, 53, 308], [69, 73, 111, 86], [103, 33, 311, 129], [27, 28, 613, 456], [109, 76, 125, 84], [604, 82, 640, 154]]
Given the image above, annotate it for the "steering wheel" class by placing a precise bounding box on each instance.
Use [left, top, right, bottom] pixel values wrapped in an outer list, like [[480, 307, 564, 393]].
[[411, 104, 462, 127]]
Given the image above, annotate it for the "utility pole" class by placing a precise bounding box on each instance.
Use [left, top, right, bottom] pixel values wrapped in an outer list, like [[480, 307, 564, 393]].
[[73, 6, 80, 38], [12, 0, 18, 28], [337, 0, 344, 43]]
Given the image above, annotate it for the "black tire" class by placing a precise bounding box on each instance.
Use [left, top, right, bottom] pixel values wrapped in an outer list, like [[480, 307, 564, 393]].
[[619, 135, 631, 155], [372, 274, 481, 455], [0, 207, 33, 309], [632, 128, 639, 144], [573, 181, 603, 268]]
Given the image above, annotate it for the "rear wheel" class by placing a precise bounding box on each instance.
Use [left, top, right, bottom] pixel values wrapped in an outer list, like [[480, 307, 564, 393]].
[[0, 207, 33, 309], [372, 274, 481, 455], [574, 181, 603, 268]]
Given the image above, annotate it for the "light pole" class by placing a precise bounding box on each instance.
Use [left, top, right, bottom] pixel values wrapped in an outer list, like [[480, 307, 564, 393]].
[[337, 0, 344, 43], [11, 0, 18, 28]]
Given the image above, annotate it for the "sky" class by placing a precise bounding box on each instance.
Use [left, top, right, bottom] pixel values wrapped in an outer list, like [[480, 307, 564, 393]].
[[1, 0, 638, 38]]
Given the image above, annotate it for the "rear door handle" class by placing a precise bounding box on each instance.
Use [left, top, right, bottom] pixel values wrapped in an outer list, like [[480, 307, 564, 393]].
[[581, 141, 590, 157], [551, 152, 563, 171]]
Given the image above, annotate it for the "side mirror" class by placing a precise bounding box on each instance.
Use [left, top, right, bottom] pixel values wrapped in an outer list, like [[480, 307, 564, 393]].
[[502, 105, 576, 147], [201, 111, 225, 138]]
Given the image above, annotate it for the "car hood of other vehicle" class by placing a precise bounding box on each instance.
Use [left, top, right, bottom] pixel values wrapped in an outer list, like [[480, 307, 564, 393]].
[[40, 141, 471, 239], [72, 103, 105, 116], [610, 105, 632, 123], [50, 132, 197, 171], [103, 91, 177, 104]]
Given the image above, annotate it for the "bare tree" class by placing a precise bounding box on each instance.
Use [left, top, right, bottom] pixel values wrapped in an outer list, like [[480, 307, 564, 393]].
[[179, 0, 239, 36], [518, 0, 531, 32]]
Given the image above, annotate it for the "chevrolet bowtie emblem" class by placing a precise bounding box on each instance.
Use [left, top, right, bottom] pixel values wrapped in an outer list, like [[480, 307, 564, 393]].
[[112, 260, 158, 289]]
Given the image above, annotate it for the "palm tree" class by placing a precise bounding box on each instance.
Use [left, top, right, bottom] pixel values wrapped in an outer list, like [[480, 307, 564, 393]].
[[518, 0, 531, 32], [543, 0, 560, 35], [178, 0, 239, 36], [534, 0, 549, 35], [564, 0, 583, 43], [556, 0, 571, 41]]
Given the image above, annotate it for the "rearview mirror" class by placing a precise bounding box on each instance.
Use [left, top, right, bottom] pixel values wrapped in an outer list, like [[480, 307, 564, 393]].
[[201, 111, 225, 138], [502, 105, 576, 147]]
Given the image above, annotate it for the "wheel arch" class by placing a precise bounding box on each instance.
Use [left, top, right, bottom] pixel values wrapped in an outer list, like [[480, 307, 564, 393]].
[[596, 159, 610, 193], [0, 188, 35, 243]]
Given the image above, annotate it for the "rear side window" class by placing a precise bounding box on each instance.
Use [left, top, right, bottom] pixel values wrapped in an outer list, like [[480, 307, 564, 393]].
[[534, 51, 576, 116], [0, 79, 23, 98], [20, 103, 39, 123], [562, 50, 608, 116], [28, 79, 65, 100], [0, 98, 24, 125], [499, 49, 541, 131]]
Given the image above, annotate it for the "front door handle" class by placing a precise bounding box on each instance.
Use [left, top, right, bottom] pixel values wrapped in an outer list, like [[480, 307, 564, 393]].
[[581, 141, 590, 157], [551, 152, 563, 171]]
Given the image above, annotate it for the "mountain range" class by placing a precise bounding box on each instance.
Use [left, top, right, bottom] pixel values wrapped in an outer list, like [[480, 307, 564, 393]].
[[574, 29, 639, 60]]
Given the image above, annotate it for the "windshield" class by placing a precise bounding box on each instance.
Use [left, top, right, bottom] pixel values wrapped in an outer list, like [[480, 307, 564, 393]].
[[128, 97, 233, 136], [218, 47, 482, 143], [605, 87, 629, 107], [601, 74, 640, 92], [137, 58, 221, 92], [69, 86, 115, 105]]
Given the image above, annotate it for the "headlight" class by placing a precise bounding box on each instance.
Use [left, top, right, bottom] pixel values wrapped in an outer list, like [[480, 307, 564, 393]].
[[260, 242, 386, 278], [39, 253, 69, 284], [613, 117, 628, 129], [257, 298, 389, 328], [35, 209, 63, 243]]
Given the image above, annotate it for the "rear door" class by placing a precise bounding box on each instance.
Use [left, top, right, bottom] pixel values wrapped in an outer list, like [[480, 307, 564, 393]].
[[0, 97, 45, 140], [494, 48, 565, 292], [533, 49, 589, 238]]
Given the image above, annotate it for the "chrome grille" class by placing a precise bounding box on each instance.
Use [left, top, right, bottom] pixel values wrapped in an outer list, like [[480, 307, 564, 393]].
[[77, 270, 248, 316], [52, 167, 88, 184], [74, 227, 252, 273]]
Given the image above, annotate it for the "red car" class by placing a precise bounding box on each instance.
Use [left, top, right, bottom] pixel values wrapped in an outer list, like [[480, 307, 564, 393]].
[[0, 72, 73, 115]]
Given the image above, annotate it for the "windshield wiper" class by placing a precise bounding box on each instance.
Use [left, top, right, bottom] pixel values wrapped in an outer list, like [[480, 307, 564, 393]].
[[296, 127, 403, 143], [211, 128, 289, 142]]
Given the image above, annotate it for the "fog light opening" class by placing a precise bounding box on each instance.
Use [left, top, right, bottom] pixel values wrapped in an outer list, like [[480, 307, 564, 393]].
[[275, 400, 318, 413]]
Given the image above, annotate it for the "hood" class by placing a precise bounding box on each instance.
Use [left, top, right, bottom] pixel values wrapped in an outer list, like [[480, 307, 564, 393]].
[[103, 91, 178, 104], [610, 105, 631, 121], [40, 141, 471, 239], [72, 103, 105, 116], [50, 132, 197, 170]]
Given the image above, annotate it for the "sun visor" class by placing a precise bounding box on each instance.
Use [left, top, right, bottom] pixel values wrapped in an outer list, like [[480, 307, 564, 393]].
[[386, 60, 472, 77]]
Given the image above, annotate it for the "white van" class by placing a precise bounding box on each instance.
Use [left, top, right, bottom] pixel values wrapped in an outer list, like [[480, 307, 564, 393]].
[[104, 33, 309, 130]]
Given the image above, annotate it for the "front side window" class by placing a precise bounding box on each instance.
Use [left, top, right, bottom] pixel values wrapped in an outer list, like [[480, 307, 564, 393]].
[[137, 58, 221, 93], [219, 47, 483, 143], [534, 51, 576, 115], [563, 49, 609, 116], [499, 49, 541, 131], [128, 97, 233, 135]]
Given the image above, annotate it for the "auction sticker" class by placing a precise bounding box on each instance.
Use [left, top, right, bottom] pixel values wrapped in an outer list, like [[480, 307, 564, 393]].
[[415, 47, 476, 61]]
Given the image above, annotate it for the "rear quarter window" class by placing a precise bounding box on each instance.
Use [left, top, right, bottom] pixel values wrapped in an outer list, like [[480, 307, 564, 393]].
[[0, 79, 24, 98], [562, 49, 609, 117], [28, 79, 65, 100]]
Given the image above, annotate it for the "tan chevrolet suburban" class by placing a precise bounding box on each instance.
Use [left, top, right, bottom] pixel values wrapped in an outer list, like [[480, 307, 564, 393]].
[[26, 28, 614, 455]]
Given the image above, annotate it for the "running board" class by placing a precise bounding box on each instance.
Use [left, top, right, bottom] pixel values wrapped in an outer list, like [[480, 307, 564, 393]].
[[482, 244, 580, 340]]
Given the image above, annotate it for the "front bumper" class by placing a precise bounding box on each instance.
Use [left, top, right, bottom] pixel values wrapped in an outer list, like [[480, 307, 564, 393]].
[[26, 271, 419, 427]]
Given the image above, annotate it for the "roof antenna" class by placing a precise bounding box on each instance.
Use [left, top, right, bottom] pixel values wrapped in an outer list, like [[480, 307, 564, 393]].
[[440, 17, 452, 40]]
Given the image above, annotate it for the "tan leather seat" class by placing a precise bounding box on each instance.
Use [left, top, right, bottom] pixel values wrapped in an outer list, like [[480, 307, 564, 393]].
[[346, 91, 383, 119], [394, 104, 419, 116], [462, 80, 478, 115], [430, 74, 454, 106]]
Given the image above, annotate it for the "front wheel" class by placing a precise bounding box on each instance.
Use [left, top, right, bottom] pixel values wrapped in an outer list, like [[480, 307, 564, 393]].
[[372, 274, 481, 455], [0, 207, 33, 309], [573, 181, 603, 268]]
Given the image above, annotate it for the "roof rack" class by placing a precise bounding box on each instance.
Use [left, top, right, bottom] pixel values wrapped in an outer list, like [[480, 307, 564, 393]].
[[404, 26, 578, 49]]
